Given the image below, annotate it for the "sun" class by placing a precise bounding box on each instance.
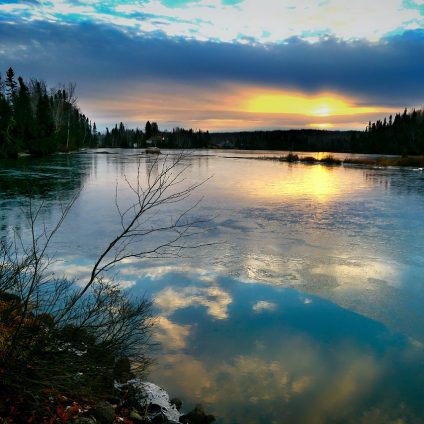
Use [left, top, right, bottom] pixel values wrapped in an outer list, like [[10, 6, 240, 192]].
[[242, 89, 391, 118], [311, 105, 331, 117]]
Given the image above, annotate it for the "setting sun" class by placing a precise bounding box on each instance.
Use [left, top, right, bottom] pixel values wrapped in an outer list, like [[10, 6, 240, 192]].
[[243, 91, 392, 118], [312, 105, 331, 117], [308, 123, 335, 129]]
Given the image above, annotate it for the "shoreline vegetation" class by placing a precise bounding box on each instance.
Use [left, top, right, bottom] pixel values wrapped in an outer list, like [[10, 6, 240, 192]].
[[255, 152, 424, 168]]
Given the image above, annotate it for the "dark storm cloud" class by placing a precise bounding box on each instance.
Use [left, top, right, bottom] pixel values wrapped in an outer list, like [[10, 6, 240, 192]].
[[1, 20, 423, 106]]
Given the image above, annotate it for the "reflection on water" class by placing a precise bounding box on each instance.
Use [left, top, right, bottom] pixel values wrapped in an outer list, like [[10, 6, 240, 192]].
[[0, 154, 90, 236], [0, 154, 89, 200], [134, 272, 424, 424], [251, 164, 350, 202], [1, 149, 424, 423]]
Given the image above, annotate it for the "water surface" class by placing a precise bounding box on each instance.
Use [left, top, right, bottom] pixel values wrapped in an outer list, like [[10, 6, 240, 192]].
[[1, 149, 424, 423]]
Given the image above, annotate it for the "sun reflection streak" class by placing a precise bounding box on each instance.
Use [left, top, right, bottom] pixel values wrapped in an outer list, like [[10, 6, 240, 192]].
[[251, 164, 342, 202]]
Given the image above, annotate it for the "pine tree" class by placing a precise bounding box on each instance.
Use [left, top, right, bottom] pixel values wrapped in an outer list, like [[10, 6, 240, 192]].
[[0, 82, 14, 158], [92, 122, 98, 147], [14, 76, 35, 151], [145, 121, 152, 140], [35, 93, 54, 138], [151, 122, 159, 136], [5, 67, 17, 101]]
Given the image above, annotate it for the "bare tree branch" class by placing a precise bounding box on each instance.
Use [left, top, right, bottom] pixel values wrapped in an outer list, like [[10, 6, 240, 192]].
[[56, 152, 212, 323]]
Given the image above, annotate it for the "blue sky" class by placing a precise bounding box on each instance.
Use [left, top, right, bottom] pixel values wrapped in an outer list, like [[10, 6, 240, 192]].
[[1, 0, 424, 130]]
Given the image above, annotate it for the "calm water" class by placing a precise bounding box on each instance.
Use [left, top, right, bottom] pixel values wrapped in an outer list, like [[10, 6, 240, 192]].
[[1, 149, 424, 423]]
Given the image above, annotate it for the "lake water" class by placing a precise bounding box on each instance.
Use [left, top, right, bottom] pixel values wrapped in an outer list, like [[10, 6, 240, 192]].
[[1, 149, 424, 423]]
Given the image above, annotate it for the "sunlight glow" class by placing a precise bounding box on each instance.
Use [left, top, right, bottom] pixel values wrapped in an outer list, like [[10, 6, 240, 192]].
[[243, 91, 386, 117], [81, 82, 399, 131], [308, 123, 335, 129]]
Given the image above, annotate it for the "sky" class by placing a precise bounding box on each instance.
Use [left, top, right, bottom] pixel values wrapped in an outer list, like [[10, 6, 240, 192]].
[[1, 0, 424, 131]]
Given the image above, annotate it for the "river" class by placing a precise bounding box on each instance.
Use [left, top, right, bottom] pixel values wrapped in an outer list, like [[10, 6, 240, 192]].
[[1, 149, 424, 423]]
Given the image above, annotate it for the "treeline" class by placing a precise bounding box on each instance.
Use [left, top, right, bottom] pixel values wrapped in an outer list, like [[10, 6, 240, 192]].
[[0, 67, 97, 158], [166, 127, 211, 148], [210, 129, 358, 152], [100, 121, 211, 149], [103, 122, 144, 148], [101, 120, 159, 148], [355, 108, 424, 154], [211, 109, 424, 154]]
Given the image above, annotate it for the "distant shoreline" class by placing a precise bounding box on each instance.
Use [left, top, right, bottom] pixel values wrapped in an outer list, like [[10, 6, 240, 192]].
[[255, 152, 424, 168]]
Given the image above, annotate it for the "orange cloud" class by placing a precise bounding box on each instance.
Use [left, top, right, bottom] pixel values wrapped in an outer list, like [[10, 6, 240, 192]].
[[81, 82, 399, 132]]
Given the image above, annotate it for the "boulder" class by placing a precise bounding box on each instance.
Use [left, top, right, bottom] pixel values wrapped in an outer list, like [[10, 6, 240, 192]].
[[115, 380, 181, 424]]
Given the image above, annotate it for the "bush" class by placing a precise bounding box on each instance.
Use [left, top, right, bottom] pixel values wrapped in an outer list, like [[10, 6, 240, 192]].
[[284, 152, 299, 162], [299, 156, 316, 163], [319, 155, 342, 165]]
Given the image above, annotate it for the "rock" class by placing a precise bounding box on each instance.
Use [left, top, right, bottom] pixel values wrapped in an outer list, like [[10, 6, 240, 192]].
[[115, 380, 181, 424], [180, 404, 215, 424], [129, 408, 144, 422], [170, 398, 182, 411], [91, 401, 115, 423], [151, 413, 169, 423]]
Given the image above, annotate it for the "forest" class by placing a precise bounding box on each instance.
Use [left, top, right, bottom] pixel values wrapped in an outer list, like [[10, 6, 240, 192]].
[[210, 109, 424, 154], [356, 109, 424, 155], [0, 67, 97, 158]]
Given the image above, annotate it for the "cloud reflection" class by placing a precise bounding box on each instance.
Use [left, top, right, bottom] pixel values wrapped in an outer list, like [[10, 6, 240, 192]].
[[152, 340, 403, 423], [154, 285, 232, 320], [252, 300, 277, 313], [154, 316, 192, 350]]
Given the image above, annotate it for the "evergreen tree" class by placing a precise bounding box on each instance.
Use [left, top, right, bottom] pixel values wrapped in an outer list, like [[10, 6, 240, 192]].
[[0, 78, 15, 158], [151, 122, 159, 136], [145, 121, 152, 140], [14, 76, 35, 151], [5, 67, 17, 101], [92, 122, 98, 147], [35, 93, 54, 138]]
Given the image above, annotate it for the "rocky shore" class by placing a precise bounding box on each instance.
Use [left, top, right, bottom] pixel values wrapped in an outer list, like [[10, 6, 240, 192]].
[[59, 379, 215, 424]]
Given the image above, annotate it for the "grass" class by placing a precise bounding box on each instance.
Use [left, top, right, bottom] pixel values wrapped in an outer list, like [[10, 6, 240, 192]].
[[344, 156, 424, 167], [260, 153, 424, 168]]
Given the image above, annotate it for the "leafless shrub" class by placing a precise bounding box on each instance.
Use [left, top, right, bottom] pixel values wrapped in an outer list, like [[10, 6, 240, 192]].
[[0, 152, 210, 405]]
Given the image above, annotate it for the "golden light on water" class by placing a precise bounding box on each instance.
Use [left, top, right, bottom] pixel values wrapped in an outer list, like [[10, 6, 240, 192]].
[[243, 90, 390, 117], [248, 164, 344, 202], [279, 165, 339, 201]]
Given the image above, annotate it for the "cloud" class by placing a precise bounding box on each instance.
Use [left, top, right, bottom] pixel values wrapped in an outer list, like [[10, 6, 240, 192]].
[[1, 0, 423, 43], [1, 17, 423, 129], [252, 300, 278, 313], [154, 284, 232, 319], [1, 21, 423, 101]]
